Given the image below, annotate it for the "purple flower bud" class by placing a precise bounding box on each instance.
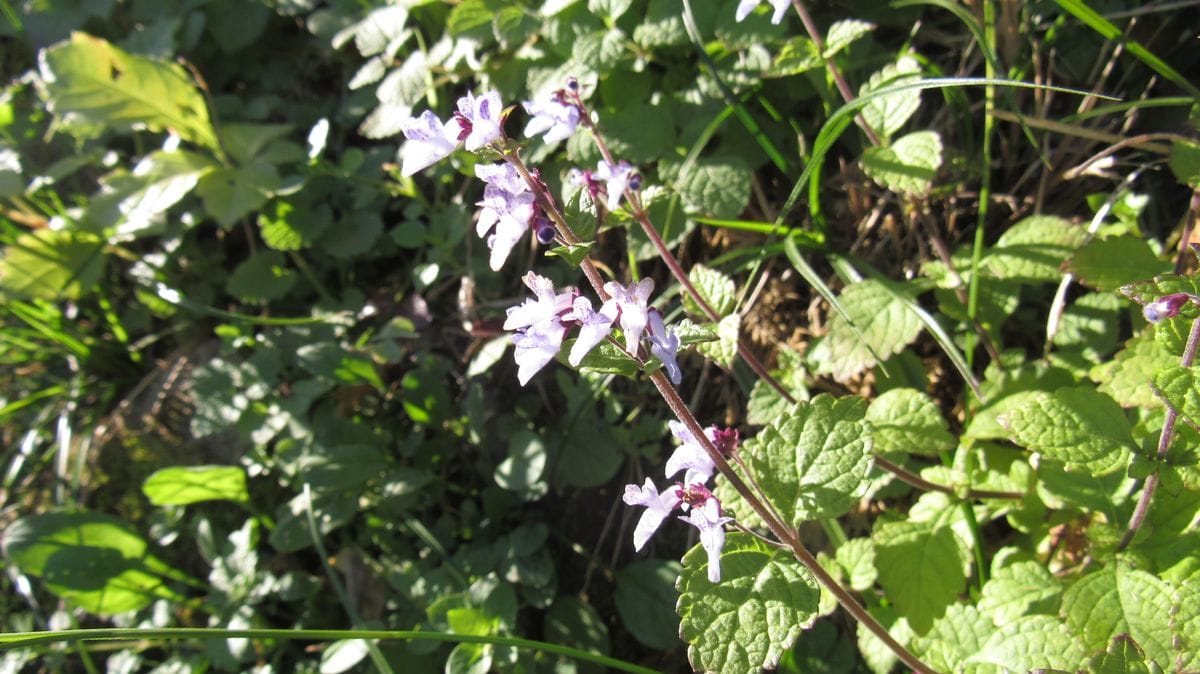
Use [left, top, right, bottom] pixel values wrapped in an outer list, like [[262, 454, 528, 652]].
[[533, 213, 557, 244], [712, 427, 740, 456], [566, 76, 579, 91], [1143, 292, 1196, 323]]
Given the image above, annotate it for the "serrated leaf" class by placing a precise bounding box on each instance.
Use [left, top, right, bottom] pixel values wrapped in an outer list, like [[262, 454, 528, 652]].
[[632, 0, 689, 48], [682, 264, 737, 318], [865, 388, 955, 456], [545, 242, 593, 267], [447, 0, 492, 36], [746, 377, 806, 426], [677, 533, 819, 674], [1091, 332, 1174, 408], [142, 466, 248, 505], [1088, 634, 1155, 674], [614, 559, 682, 650], [1170, 139, 1200, 188], [1153, 366, 1200, 428], [1053, 292, 1122, 356], [861, 130, 942, 195], [982, 215, 1086, 282], [817, 279, 923, 382], [1068, 236, 1171, 292], [873, 520, 965, 634], [743, 395, 872, 522], [859, 55, 922, 140], [999, 386, 1132, 475], [977, 560, 1061, 626], [834, 537, 877, 592], [910, 604, 997, 674], [823, 19, 875, 58], [765, 36, 822, 78], [0, 228, 104, 300], [40, 32, 218, 151], [587, 0, 633, 20], [225, 250, 296, 303], [1061, 564, 1174, 667], [695, 314, 739, 369], [966, 615, 1087, 670], [674, 156, 751, 219], [573, 29, 627, 72], [673, 318, 718, 347], [1120, 273, 1200, 307], [86, 149, 217, 239]]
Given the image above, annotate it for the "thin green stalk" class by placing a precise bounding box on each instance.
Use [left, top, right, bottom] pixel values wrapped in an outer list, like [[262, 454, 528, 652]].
[[0, 628, 661, 674], [302, 484, 396, 674]]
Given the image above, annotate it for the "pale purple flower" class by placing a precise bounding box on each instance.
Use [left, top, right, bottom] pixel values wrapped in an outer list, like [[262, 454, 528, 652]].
[[505, 272, 576, 385], [666, 420, 717, 486], [399, 110, 463, 176], [563, 296, 617, 366], [456, 90, 504, 151], [622, 478, 683, 550], [511, 328, 566, 386], [603, 277, 654, 354], [477, 185, 535, 271], [523, 93, 581, 144], [594, 159, 637, 210], [476, 162, 528, 194], [678, 492, 733, 583], [647, 308, 681, 385], [735, 0, 790, 24]]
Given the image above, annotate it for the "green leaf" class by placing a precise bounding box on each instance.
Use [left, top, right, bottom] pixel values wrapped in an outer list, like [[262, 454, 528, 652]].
[[1068, 236, 1171, 292], [674, 156, 751, 219], [743, 395, 872, 522], [695, 314, 739, 369], [494, 430, 547, 494], [197, 162, 281, 228], [1119, 272, 1200, 307], [910, 604, 997, 674], [682, 264, 737, 318], [323, 211, 383, 259], [872, 520, 965, 634], [823, 19, 875, 58], [632, 0, 689, 47], [84, 149, 217, 239], [0, 228, 104, 300], [966, 615, 1087, 670], [258, 200, 332, 251], [861, 130, 943, 195], [1061, 564, 1174, 667], [977, 560, 1061, 626], [545, 241, 593, 267], [1169, 139, 1200, 188], [765, 37, 822, 78], [746, 375, 807, 426], [544, 596, 609, 674], [672, 318, 718, 348], [319, 639, 371, 674], [1153, 366, 1200, 428], [1088, 634, 1156, 674], [142, 466, 248, 505], [999, 386, 1132, 475], [573, 29, 628, 72], [570, 339, 639, 379], [225, 250, 296, 303], [677, 533, 819, 673], [1091, 332, 1174, 408], [865, 388, 955, 456], [981, 215, 1087, 282], [813, 279, 923, 382], [587, 0, 633, 20], [858, 55, 922, 140], [40, 32, 219, 151], [1053, 292, 1122, 357], [3, 512, 172, 615], [1173, 576, 1200, 671], [834, 537, 877, 592], [614, 560, 682, 650], [603, 104, 675, 164]]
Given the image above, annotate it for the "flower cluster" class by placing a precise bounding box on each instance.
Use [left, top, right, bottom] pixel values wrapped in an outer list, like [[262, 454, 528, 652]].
[[623, 421, 737, 582], [505, 274, 683, 387], [569, 160, 640, 211], [735, 0, 791, 24]]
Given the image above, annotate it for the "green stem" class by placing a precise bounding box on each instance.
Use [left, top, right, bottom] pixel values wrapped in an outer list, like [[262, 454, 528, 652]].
[[0, 628, 660, 674]]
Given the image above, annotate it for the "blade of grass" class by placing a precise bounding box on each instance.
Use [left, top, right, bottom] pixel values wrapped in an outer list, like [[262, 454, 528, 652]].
[[1053, 0, 1200, 100], [0, 628, 662, 674]]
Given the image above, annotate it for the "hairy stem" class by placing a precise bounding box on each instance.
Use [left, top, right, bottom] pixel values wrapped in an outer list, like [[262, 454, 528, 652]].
[[1118, 314, 1200, 550]]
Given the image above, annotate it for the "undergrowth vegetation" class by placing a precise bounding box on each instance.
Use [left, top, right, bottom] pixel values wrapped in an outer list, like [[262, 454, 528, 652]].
[[2, 0, 1200, 672]]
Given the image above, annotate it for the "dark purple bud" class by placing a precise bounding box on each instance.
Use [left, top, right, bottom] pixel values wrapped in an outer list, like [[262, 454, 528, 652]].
[[533, 213, 557, 244], [712, 427, 740, 456], [628, 174, 642, 191], [1143, 292, 1196, 323], [566, 76, 579, 91]]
